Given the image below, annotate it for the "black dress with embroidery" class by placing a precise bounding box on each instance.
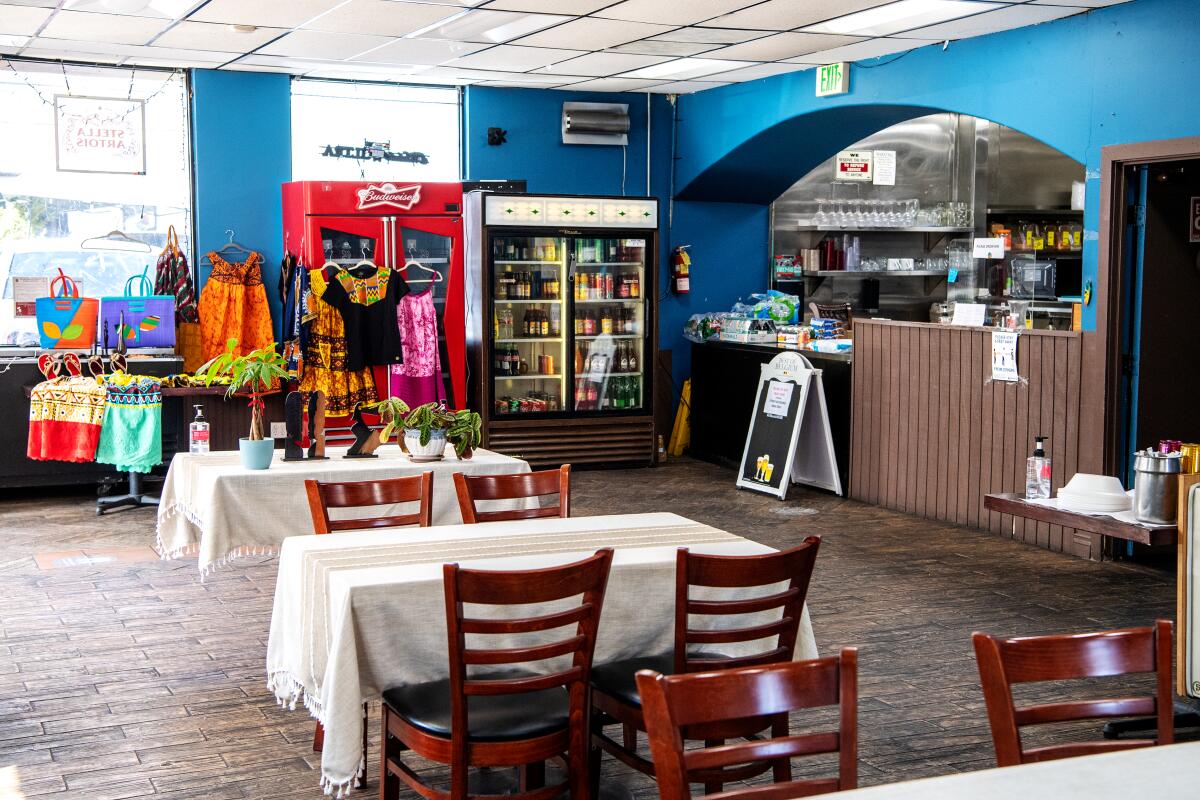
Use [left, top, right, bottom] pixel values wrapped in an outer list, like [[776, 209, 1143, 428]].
[[321, 264, 410, 372]]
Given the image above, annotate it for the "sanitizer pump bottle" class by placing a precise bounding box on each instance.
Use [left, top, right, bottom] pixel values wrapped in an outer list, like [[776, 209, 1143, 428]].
[[1025, 435, 1051, 499]]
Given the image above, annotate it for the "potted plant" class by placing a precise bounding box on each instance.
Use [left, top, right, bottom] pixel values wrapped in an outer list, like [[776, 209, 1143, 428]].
[[362, 397, 411, 446], [400, 402, 455, 460], [447, 408, 482, 460], [201, 338, 290, 470]]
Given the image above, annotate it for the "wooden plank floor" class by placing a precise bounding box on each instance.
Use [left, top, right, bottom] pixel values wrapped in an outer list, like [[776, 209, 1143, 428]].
[[0, 458, 1180, 798]]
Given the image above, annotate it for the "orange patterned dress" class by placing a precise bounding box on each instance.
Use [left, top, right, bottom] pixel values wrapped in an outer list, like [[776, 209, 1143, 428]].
[[299, 267, 376, 416], [198, 251, 274, 361]]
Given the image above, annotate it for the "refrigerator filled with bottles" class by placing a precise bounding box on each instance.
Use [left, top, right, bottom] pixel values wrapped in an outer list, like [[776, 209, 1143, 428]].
[[464, 191, 659, 467]]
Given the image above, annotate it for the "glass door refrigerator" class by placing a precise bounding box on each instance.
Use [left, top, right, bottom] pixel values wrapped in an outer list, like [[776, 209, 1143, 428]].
[[465, 192, 659, 468]]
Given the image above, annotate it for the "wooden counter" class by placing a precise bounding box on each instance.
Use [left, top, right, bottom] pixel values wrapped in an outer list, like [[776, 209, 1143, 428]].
[[850, 320, 1098, 558]]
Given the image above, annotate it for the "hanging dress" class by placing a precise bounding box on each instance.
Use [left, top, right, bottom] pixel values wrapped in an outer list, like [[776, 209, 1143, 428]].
[[299, 266, 376, 417], [389, 288, 447, 407], [198, 250, 274, 362], [95, 375, 162, 474], [27, 376, 108, 463], [320, 264, 409, 371], [153, 226, 202, 371]]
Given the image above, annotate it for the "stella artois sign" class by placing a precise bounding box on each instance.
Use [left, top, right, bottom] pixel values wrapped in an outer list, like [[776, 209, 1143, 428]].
[[356, 183, 422, 211], [54, 95, 146, 175]]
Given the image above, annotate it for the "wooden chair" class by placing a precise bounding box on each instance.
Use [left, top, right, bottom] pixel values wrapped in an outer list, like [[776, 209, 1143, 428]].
[[304, 472, 434, 534], [972, 619, 1174, 767], [590, 538, 821, 794], [381, 549, 614, 800], [636, 650, 858, 800], [453, 464, 570, 524]]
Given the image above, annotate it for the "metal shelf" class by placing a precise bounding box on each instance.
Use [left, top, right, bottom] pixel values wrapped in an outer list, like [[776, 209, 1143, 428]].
[[495, 374, 562, 380], [575, 262, 643, 267], [495, 337, 563, 343], [795, 225, 973, 233], [495, 298, 563, 304], [575, 298, 642, 304], [495, 260, 563, 265], [576, 334, 641, 340]]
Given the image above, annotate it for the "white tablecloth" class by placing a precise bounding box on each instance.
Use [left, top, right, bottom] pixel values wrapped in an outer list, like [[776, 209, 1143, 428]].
[[265, 512, 818, 794], [830, 741, 1200, 799], [155, 444, 532, 576]]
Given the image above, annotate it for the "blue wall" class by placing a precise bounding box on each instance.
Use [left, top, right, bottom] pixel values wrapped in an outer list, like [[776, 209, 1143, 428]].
[[672, 0, 1200, 332], [191, 69, 292, 328]]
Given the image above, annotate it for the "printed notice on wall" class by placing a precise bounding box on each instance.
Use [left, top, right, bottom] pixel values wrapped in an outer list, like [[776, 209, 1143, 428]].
[[991, 331, 1019, 382], [835, 150, 873, 182], [12, 276, 49, 317], [873, 150, 896, 186], [763, 380, 794, 418], [55, 96, 146, 175]]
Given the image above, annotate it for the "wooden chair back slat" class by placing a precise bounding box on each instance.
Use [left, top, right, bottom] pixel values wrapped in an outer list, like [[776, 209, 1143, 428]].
[[637, 650, 858, 800], [464, 668, 585, 697], [674, 538, 819, 674], [973, 619, 1174, 767], [454, 465, 570, 524], [1021, 740, 1150, 763], [705, 778, 841, 800], [304, 473, 433, 534], [463, 636, 586, 666], [687, 648, 790, 671], [461, 605, 591, 635]]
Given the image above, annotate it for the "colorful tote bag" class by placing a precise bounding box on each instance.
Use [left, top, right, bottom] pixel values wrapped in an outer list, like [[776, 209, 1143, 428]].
[[100, 267, 176, 348], [35, 269, 99, 349]]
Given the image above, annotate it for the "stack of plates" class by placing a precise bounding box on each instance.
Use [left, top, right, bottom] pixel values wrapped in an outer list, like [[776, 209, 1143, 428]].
[[1057, 474, 1132, 513]]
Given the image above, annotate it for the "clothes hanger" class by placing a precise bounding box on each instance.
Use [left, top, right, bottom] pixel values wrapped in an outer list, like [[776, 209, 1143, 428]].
[[80, 230, 153, 254], [348, 259, 379, 279], [403, 259, 443, 284], [211, 229, 252, 259]]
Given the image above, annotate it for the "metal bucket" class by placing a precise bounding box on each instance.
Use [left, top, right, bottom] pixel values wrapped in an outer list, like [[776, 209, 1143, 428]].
[[1133, 451, 1183, 525]]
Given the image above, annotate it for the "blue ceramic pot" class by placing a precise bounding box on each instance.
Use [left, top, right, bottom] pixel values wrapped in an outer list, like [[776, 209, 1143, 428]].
[[239, 437, 275, 470]]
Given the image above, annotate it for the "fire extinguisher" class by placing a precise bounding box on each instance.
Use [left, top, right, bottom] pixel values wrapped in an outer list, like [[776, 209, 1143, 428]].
[[670, 245, 691, 294]]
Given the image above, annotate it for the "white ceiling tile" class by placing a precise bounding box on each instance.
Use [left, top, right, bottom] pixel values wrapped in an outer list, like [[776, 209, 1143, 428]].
[[618, 56, 745, 81], [258, 29, 395, 59], [189, 0, 346, 28], [646, 79, 729, 94], [607, 39, 721, 57], [350, 36, 487, 65], [151, 20, 286, 52], [715, 61, 814, 82], [803, 0, 1005, 37], [0, 34, 31, 51], [535, 51, 672, 78], [2, 0, 56, 7], [704, 31, 863, 61], [26, 35, 150, 56], [904, 4, 1086, 40], [446, 43, 585, 71], [702, 0, 895, 30], [480, 0, 613, 13], [131, 44, 240, 63], [39, 10, 168, 45], [303, 65, 433, 80], [412, 9, 571, 44], [558, 76, 669, 92], [472, 71, 589, 85], [21, 46, 121, 62], [1028, 0, 1129, 5], [512, 17, 673, 50], [786, 36, 924, 64], [123, 55, 220, 68], [0, 4, 51, 35], [64, 0, 204, 19], [301, 1, 462, 37], [595, 0, 754, 26], [222, 62, 300, 73], [651, 27, 769, 44]]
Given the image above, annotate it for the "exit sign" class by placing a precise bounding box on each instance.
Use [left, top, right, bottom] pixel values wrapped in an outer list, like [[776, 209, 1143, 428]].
[[816, 62, 849, 97]]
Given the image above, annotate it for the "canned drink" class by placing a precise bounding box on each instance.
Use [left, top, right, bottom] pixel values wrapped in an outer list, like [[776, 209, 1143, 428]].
[[544, 354, 554, 375], [519, 398, 531, 414], [1181, 443, 1200, 473], [1159, 439, 1182, 454], [509, 397, 521, 414]]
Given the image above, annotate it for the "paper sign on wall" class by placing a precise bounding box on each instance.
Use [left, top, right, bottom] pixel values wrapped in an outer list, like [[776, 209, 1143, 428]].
[[1190, 196, 1200, 243], [991, 330, 1019, 382], [873, 150, 896, 186], [972, 237, 1005, 258], [835, 150, 873, 182], [54, 95, 146, 175]]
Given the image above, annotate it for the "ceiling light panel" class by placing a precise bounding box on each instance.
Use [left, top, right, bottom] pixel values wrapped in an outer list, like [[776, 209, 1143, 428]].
[[350, 36, 487, 65], [481, 0, 614, 13], [535, 51, 672, 77], [257, 30, 395, 60], [446, 43, 585, 71], [151, 21, 286, 52], [788, 36, 924, 64], [619, 57, 746, 81], [646, 79, 730, 94], [903, 4, 1085, 40], [514, 17, 673, 50], [706, 31, 864, 61], [596, 0, 757, 26], [703, 0, 896, 31], [0, 4, 51, 36], [607, 40, 721, 57], [804, 0, 1005, 37], [301, 1, 462, 37], [190, 0, 347, 29], [651, 27, 769, 45], [410, 9, 571, 44], [39, 10, 168, 45]]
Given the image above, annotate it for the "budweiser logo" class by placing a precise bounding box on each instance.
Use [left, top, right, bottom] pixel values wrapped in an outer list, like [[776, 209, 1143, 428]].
[[356, 183, 422, 211]]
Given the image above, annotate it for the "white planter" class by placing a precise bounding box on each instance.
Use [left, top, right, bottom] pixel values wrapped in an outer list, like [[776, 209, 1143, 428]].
[[404, 428, 446, 459]]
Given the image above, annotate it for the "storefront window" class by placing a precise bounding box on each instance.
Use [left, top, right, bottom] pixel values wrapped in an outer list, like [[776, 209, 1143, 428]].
[[0, 61, 191, 348], [290, 79, 460, 183]]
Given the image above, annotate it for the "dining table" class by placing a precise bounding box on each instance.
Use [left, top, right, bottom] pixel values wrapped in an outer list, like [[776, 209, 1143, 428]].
[[155, 444, 534, 576], [265, 511, 818, 795]]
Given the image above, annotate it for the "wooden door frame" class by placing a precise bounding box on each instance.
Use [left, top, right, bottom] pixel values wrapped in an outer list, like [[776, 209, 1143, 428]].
[[1094, 137, 1200, 475]]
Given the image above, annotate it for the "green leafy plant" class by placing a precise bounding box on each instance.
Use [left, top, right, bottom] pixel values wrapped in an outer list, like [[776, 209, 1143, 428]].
[[446, 409, 483, 459], [200, 338, 290, 441], [402, 402, 455, 447], [362, 397, 411, 443]]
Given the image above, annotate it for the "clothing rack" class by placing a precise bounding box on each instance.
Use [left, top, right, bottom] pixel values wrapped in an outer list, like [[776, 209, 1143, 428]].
[[97, 470, 159, 515]]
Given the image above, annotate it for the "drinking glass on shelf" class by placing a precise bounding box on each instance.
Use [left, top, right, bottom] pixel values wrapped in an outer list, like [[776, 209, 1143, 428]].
[[904, 200, 919, 226], [814, 199, 829, 226]]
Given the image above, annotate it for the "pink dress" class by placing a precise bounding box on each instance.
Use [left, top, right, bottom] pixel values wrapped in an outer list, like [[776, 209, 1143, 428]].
[[389, 289, 447, 407]]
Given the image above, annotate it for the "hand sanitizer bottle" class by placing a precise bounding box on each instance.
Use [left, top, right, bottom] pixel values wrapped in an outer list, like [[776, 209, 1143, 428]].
[[1025, 435, 1051, 499], [189, 404, 210, 454]]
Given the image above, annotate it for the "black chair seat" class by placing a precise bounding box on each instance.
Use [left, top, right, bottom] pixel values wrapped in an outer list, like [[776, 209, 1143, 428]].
[[382, 677, 569, 742], [590, 653, 674, 708]]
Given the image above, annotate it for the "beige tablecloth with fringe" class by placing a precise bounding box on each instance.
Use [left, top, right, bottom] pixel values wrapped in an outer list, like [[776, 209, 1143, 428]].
[[155, 444, 532, 576], [264, 512, 818, 795]]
